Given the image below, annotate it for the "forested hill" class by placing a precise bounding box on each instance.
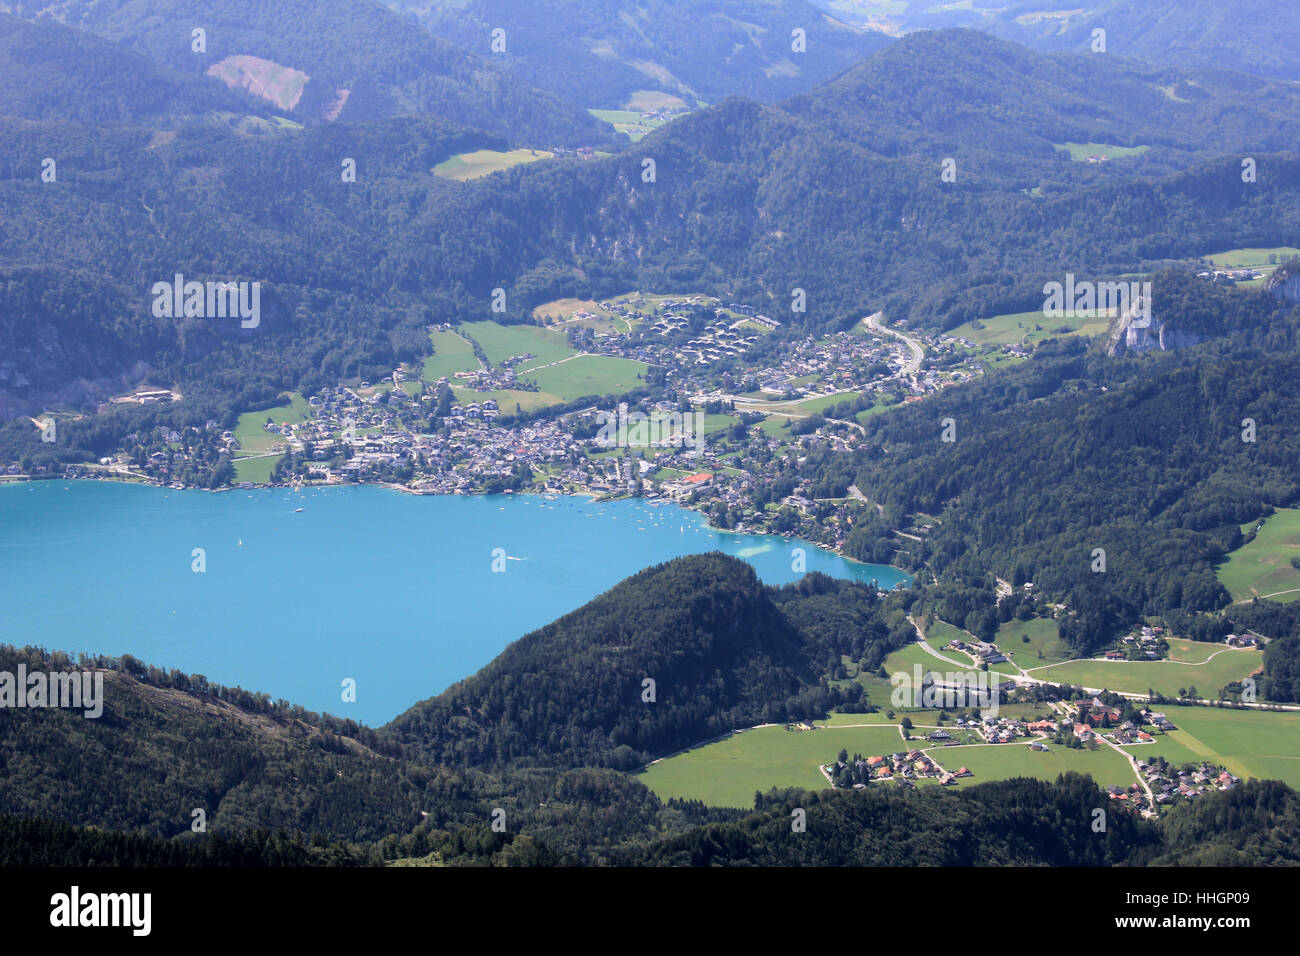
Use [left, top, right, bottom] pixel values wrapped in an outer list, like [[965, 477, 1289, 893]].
[[0, 642, 722, 862], [982, 0, 1300, 84], [388, 0, 893, 108], [385, 553, 825, 770], [782, 28, 1300, 176], [4, 612, 1300, 865], [16, 0, 616, 145], [627, 774, 1300, 866], [837, 274, 1300, 653], [0, 14, 270, 124]]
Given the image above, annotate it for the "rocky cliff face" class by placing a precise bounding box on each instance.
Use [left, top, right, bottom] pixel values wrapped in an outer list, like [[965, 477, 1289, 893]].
[[1266, 268, 1300, 305], [1105, 289, 1212, 356]]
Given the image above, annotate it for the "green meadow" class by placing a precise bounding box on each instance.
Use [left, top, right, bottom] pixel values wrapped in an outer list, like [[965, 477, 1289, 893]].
[[422, 330, 478, 382], [997, 616, 1071, 665], [1205, 247, 1300, 270], [1057, 142, 1150, 161], [948, 309, 1111, 348], [588, 109, 675, 142], [433, 149, 550, 181], [460, 321, 575, 370], [1029, 649, 1263, 699], [637, 724, 907, 807], [1218, 508, 1300, 602], [1145, 706, 1300, 789], [233, 394, 310, 457], [939, 741, 1136, 787], [523, 354, 648, 401], [638, 719, 1148, 806], [451, 387, 559, 414], [233, 454, 282, 484]]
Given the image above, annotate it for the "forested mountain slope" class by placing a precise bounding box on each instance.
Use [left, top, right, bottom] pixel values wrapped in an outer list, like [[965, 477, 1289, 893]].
[[982, 0, 1300, 84], [7, 0, 616, 144], [387, 553, 827, 770], [783, 28, 1300, 175], [388, 0, 892, 107], [6, 608, 1300, 865], [837, 274, 1300, 652], [2, 27, 1297, 454], [0, 14, 269, 124]]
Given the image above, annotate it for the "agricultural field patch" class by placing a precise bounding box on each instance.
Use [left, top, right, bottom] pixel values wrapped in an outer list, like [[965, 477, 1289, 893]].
[[1057, 141, 1150, 161], [460, 321, 576, 370], [433, 149, 551, 181], [947, 309, 1111, 348], [233, 394, 311, 457], [522, 354, 649, 401], [1218, 508, 1300, 602], [1147, 706, 1300, 789], [1029, 650, 1264, 699], [636, 724, 906, 807], [422, 330, 479, 382]]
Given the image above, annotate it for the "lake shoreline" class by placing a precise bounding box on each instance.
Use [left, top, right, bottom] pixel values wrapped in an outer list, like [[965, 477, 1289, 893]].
[[2, 472, 911, 580]]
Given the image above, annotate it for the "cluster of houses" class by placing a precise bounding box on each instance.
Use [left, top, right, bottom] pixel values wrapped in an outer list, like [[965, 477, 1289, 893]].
[[835, 750, 974, 787], [1104, 783, 1154, 814], [944, 713, 1043, 744], [1066, 699, 1175, 744], [1106, 624, 1166, 660], [1197, 268, 1264, 285], [1139, 760, 1239, 803]]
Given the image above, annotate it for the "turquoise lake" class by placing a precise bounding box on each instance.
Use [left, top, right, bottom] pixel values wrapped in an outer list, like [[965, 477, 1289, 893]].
[[0, 481, 910, 724]]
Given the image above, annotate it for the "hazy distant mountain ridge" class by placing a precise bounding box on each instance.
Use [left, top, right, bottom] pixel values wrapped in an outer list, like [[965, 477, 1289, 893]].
[[8, 0, 617, 145], [388, 0, 893, 107]]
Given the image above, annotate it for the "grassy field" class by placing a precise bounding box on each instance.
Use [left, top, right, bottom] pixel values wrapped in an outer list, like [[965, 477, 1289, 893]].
[[1145, 705, 1300, 788], [1165, 638, 1230, 664], [587, 110, 666, 141], [1218, 508, 1300, 602], [774, 391, 864, 416], [433, 149, 550, 181], [638, 718, 1145, 806], [460, 321, 575, 370], [532, 298, 629, 332], [882, 641, 955, 678], [938, 741, 1136, 787], [233, 454, 282, 484], [451, 387, 560, 414], [997, 616, 1071, 665], [233, 394, 311, 457], [422, 330, 478, 382], [1205, 247, 1300, 269], [1057, 142, 1150, 161], [948, 309, 1112, 348], [636, 724, 907, 807], [523, 354, 648, 401], [1029, 649, 1264, 699], [624, 90, 688, 110]]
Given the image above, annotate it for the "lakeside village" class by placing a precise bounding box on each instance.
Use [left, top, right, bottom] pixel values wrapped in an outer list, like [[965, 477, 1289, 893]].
[[32, 292, 987, 559], [822, 685, 1242, 818]]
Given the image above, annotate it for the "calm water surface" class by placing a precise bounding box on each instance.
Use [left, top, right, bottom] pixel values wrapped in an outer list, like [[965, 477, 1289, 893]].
[[0, 481, 910, 724]]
